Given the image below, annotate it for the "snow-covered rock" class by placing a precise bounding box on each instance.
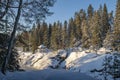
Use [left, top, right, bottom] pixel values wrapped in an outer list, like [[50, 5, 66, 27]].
[[57, 49, 68, 58], [19, 49, 69, 70], [37, 45, 51, 53], [97, 47, 112, 54], [38, 44, 46, 49]]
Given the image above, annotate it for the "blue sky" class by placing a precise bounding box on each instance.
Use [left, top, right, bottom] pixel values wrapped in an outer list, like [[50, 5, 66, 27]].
[[45, 0, 116, 24]]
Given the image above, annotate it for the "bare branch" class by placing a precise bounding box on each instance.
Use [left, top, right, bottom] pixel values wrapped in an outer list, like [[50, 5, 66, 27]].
[[0, 0, 10, 20]]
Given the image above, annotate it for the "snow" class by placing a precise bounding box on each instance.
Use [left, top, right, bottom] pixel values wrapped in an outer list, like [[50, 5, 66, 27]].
[[0, 72, 4, 80], [38, 44, 46, 49], [8, 47, 119, 80], [69, 54, 105, 72], [0, 69, 95, 80], [97, 47, 112, 54], [57, 49, 68, 58], [19, 51, 59, 69]]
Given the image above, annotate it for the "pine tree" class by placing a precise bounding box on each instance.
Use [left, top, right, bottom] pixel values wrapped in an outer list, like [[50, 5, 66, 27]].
[[113, 0, 120, 51]]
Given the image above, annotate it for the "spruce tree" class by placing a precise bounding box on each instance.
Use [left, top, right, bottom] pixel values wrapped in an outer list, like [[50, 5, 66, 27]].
[[51, 22, 58, 50], [74, 12, 82, 40], [79, 9, 86, 39], [87, 5, 94, 44], [30, 24, 38, 53], [79, 9, 86, 21], [98, 5, 103, 18], [98, 5, 103, 36], [103, 30, 114, 49], [39, 24, 44, 45], [41, 21, 48, 47], [90, 11, 102, 50], [87, 4, 94, 19], [20, 31, 30, 51], [68, 18, 75, 47], [55, 21, 62, 49], [81, 19, 90, 48], [59, 23, 63, 49], [101, 4, 110, 40], [47, 24, 52, 48], [36, 22, 41, 46], [108, 11, 114, 32], [62, 20, 68, 49]]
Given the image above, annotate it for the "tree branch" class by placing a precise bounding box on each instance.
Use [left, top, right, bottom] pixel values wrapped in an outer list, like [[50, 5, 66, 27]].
[[0, 0, 10, 20]]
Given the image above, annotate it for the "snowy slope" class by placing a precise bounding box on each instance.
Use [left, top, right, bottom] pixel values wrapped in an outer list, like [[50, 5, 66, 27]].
[[65, 51, 105, 72]]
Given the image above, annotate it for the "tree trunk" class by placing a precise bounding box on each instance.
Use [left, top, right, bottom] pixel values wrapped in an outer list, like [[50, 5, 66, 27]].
[[1, 0, 22, 75]]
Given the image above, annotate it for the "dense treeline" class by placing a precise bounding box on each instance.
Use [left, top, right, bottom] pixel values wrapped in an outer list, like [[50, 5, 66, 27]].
[[18, 2, 120, 52]]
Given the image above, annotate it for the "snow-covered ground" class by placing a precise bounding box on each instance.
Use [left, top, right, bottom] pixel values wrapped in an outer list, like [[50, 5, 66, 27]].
[[0, 69, 95, 80], [1, 47, 119, 80]]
